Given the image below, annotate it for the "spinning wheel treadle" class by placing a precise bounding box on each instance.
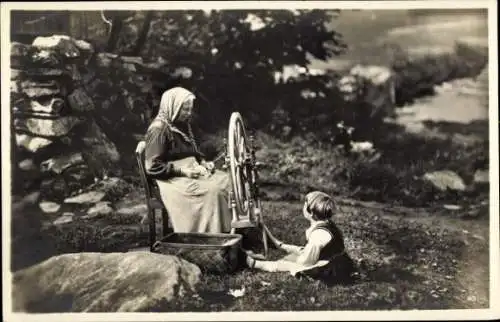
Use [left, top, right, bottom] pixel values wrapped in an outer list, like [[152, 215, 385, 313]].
[[225, 112, 271, 258]]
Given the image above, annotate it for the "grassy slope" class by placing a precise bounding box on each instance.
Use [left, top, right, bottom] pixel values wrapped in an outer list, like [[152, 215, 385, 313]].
[[11, 171, 489, 311]]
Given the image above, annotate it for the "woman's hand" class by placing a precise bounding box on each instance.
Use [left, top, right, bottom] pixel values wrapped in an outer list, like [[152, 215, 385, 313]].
[[200, 160, 215, 173], [181, 165, 209, 178]]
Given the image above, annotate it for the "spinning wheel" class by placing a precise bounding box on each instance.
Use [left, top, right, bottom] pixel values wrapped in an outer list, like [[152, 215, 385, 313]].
[[224, 112, 271, 258], [228, 112, 260, 227]]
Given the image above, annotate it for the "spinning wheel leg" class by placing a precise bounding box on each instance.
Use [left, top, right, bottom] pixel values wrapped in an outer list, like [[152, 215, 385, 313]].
[[262, 223, 269, 258]]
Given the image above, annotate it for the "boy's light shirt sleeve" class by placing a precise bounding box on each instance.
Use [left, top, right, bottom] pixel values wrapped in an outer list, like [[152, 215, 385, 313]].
[[295, 229, 332, 266]]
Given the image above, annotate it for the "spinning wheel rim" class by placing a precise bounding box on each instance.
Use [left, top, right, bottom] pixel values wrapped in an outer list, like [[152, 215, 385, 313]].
[[228, 112, 252, 216]]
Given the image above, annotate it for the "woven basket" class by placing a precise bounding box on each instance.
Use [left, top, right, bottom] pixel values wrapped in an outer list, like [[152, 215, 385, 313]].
[[153, 232, 243, 274]]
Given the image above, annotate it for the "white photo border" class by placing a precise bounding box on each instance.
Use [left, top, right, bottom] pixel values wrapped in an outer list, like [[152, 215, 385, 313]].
[[2, 1, 498, 321]]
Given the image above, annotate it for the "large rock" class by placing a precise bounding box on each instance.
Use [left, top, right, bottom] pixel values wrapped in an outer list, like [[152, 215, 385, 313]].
[[67, 64, 82, 83], [25, 68, 67, 77], [40, 152, 85, 175], [96, 53, 121, 68], [74, 39, 94, 54], [13, 80, 64, 98], [64, 191, 105, 205], [68, 88, 95, 112], [12, 252, 201, 312], [74, 39, 94, 65], [81, 119, 121, 166], [12, 191, 41, 213], [31, 49, 62, 66], [18, 159, 37, 171], [11, 42, 31, 57], [13, 97, 65, 116], [40, 177, 69, 201], [11, 69, 24, 80], [84, 201, 114, 219], [32, 35, 80, 59], [473, 169, 489, 184], [15, 134, 53, 152], [423, 170, 467, 192], [14, 116, 83, 137]]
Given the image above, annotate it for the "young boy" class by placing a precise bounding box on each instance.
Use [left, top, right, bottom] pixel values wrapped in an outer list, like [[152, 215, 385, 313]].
[[246, 191, 356, 285]]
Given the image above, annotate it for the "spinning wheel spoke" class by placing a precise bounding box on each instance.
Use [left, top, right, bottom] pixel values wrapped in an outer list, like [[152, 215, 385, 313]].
[[227, 112, 271, 259], [228, 112, 258, 219]]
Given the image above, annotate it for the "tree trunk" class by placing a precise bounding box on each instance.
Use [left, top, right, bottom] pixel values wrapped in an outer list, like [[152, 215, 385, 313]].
[[105, 12, 125, 53], [131, 11, 154, 56]]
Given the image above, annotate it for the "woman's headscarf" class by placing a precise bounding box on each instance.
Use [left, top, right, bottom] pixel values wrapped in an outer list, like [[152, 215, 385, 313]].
[[152, 87, 199, 151]]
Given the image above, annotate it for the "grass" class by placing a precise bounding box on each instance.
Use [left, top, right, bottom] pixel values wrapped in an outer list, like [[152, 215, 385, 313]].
[[11, 186, 489, 311], [10, 10, 490, 311]]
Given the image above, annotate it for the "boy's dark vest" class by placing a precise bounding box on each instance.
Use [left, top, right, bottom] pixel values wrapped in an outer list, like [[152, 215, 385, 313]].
[[308, 220, 346, 261]]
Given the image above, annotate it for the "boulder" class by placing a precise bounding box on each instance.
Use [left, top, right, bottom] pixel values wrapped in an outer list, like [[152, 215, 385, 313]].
[[31, 49, 62, 66], [84, 202, 114, 219], [13, 97, 65, 116], [117, 204, 148, 217], [15, 134, 53, 152], [11, 69, 24, 80], [16, 80, 63, 98], [18, 159, 36, 171], [22, 86, 62, 98], [53, 212, 75, 225], [12, 252, 201, 312], [67, 64, 82, 83], [473, 169, 489, 184], [14, 116, 83, 137], [81, 119, 121, 166], [40, 152, 85, 175], [11, 42, 31, 57], [25, 68, 67, 77], [422, 170, 467, 192], [40, 177, 69, 201], [67, 88, 95, 112], [12, 191, 41, 213], [39, 201, 61, 214], [64, 191, 105, 205], [32, 35, 80, 59], [96, 53, 120, 68], [87, 177, 131, 201], [74, 39, 94, 53], [74, 39, 94, 65], [64, 165, 94, 184]]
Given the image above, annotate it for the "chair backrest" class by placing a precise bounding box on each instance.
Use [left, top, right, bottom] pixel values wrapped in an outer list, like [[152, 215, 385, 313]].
[[135, 141, 156, 200]]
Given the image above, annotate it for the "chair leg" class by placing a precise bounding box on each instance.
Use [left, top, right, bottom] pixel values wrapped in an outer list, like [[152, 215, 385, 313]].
[[161, 209, 170, 236], [148, 209, 156, 252]]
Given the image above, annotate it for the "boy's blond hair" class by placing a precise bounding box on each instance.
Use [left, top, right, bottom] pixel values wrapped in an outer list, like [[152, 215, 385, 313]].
[[305, 191, 336, 221]]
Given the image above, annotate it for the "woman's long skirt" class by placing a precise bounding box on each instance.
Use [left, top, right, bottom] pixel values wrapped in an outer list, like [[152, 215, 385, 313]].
[[155, 157, 233, 233]]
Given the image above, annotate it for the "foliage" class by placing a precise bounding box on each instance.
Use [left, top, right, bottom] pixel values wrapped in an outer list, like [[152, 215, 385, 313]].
[[107, 10, 347, 132], [391, 41, 488, 106]]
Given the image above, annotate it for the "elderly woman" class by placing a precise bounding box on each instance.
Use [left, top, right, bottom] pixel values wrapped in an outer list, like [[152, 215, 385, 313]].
[[144, 87, 232, 233]]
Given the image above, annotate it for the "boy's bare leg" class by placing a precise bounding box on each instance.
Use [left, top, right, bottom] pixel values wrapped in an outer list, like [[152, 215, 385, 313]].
[[246, 255, 303, 273]]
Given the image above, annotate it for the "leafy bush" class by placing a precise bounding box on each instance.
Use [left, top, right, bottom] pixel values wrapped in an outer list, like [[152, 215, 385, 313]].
[[391, 41, 488, 106]]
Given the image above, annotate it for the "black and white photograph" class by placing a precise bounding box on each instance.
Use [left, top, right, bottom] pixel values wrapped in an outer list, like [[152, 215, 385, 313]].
[[2, 1, 498, 320]]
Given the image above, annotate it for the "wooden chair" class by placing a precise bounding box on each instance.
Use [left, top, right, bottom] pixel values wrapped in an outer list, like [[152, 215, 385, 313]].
[[135, 141, 171, 251]]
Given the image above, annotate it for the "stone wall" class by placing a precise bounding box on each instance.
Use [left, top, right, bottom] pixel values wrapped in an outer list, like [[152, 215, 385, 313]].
[[10, 35, 164, 202]]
